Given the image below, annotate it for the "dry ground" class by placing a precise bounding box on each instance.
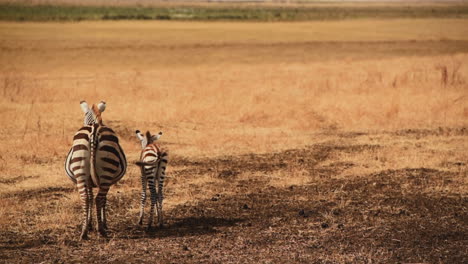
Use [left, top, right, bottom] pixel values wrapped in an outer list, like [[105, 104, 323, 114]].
[[0, 18, 467, 263]]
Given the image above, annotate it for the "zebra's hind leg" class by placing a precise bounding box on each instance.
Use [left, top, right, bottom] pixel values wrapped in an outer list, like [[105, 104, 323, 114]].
[[156, 152, 168, 228], [156, 172, 165, 228], [87, 187, 94, 231], [147, 178, 157, 230], [156, 194, 163, 228], [95, 187, 110, 237], [138, 170, 147, 225], [79, 186, 90, 240], [101, 195, 108, 230]]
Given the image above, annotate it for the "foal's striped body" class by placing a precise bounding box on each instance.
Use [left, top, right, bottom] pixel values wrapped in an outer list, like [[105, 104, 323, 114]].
[[135, 130, 168, 229], [65, 101, 126, 239]]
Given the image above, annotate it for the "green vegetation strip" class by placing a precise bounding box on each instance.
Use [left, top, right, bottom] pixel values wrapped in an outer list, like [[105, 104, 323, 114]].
[[1, 4, 468, 21]]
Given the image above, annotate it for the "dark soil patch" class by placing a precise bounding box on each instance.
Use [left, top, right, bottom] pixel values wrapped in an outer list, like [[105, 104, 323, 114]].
[[171, 143, 380, 180], [1, 186, 74, 200], [0, 175, 39, 185], [394, 126, 468, 138]]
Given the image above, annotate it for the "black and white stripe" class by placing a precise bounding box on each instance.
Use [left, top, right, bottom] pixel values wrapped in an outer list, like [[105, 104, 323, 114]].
[[135, 130, 168, 229], [65, 101, 127, 240]]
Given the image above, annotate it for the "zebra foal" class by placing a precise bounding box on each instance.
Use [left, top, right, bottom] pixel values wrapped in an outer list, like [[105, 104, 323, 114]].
[[65, 101, 127, 240], [135, 130, 168, 229]]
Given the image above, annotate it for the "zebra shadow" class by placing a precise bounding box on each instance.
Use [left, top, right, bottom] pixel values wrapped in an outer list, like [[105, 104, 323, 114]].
[[120, 216, 244, 239]]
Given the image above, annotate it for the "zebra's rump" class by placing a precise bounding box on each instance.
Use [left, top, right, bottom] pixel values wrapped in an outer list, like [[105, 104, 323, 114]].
[[64, 147, 78, 184], [65, 126, 92, 184], [64, 125, 127, 187], [97, 126, 127, 184], [139, 144, 160, 175]]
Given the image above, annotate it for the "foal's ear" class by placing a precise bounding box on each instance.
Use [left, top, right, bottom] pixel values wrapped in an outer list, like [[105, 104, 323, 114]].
[[97, 101, 106, 112], [135, 130, 147, 148], [135, 130, 144, 141], [151, 131, 163, 141], [80, 100, 89, 113]]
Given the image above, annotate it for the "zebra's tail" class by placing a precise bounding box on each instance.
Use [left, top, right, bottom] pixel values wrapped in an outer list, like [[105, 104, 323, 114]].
[[90, 123, 100, 187], [156, 152, 169, 185]]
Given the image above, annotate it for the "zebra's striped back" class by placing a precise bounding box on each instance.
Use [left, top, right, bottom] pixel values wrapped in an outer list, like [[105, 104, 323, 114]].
[[141, 144, 160, 166]]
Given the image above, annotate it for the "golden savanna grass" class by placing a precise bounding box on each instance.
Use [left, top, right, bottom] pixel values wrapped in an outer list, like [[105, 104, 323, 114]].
[[0, 18, 467, 263]]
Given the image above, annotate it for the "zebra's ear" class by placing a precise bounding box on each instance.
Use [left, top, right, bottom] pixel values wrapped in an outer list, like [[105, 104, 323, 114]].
[[151, 131, 163, 141], [136, 130, 147, 148], [98, 101, 106, 112], [135, 130, 144, 141], [80, 101, 89, 113]]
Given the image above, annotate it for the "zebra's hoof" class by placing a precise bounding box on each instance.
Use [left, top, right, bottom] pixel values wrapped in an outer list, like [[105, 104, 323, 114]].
[[80, 233, 89, 241], [98, 230, 108, 238]]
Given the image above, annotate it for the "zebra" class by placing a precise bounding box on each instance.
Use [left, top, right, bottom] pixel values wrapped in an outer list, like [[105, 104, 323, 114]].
[[65, 100, 127, 240], [135, 130, 168, 230]]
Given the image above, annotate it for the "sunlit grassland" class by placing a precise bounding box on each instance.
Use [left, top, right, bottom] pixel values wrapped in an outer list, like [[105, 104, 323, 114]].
[[0, 15, 467, 262], [0, 18, 467, 190]]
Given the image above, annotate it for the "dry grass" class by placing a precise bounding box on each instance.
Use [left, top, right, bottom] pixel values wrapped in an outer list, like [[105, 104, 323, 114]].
[[0, 18, 467, 263]]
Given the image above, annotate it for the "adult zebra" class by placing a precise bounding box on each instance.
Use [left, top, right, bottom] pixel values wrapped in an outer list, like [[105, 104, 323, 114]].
[[65, 101, 127, 240], [135, 130, 168, 230]]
